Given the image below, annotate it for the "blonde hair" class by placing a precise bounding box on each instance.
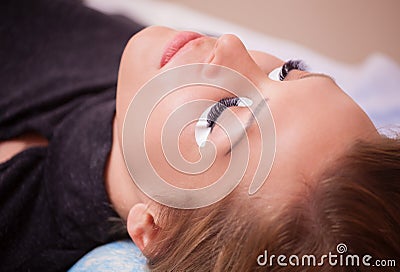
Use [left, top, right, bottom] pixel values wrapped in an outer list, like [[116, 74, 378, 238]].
[[144, 136, 400, 271]]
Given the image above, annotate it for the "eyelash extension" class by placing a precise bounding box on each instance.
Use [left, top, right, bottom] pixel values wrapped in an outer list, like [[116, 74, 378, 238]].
[[207, 97, 240, 130], [279, 59, 308, 81]]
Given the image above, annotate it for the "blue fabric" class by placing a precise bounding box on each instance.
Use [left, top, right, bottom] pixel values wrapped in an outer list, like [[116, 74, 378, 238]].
[[69, 240, 147, 272]]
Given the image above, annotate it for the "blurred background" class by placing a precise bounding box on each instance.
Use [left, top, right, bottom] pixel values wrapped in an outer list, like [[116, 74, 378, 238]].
[[86, 0, 399, 128], [159, 0, 400, 65]]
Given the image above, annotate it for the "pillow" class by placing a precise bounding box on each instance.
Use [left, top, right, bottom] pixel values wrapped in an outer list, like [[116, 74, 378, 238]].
[[69, 240, 147, 272]]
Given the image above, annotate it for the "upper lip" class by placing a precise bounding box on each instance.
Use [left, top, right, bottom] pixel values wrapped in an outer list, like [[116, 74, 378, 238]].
[[160, 31, 203, 67]]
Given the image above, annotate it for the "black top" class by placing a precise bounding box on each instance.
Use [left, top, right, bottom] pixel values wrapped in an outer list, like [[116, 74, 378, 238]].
[[0, 0, 143, 271]]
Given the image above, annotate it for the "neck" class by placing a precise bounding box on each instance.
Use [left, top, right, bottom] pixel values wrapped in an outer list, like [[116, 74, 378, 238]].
[[104, 116, 144, 220]]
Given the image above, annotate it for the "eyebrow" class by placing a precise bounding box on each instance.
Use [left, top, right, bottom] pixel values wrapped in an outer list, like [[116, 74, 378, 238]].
[[299, 72, 337, 84]]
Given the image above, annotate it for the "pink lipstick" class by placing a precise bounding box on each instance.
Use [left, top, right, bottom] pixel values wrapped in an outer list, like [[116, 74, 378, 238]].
[[160, 31, 203, 67]]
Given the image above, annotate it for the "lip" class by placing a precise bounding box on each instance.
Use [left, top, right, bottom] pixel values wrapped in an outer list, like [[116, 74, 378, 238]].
[[160, 31, 204, 67]]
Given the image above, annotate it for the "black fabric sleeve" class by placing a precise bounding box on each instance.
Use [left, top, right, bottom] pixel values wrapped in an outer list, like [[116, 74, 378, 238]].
[[0, 0, 145, 271], [0, 0, 143, 140], [0, 92, 124, 271]]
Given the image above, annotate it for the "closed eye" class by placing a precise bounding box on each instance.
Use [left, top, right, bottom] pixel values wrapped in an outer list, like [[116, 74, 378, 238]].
[[268, 59, 308, 81]]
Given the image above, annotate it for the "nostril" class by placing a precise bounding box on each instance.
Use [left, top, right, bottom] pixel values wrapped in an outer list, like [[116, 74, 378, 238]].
[[210, 34, 246, 64]]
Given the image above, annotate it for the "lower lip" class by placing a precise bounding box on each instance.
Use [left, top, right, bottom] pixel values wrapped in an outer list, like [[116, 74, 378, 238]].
[[160, 31, 203, 67]]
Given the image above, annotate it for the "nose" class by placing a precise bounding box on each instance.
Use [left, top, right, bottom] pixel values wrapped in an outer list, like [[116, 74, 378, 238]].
[[209, 34, 268, 89]]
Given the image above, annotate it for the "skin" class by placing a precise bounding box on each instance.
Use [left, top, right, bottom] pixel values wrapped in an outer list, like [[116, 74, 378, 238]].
[[0, 26, 377, 252], [0, 132, 48, 163], [103, 26, 379, 251]]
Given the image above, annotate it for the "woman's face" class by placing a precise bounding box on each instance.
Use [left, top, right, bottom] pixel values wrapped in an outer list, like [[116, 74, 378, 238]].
[[116, 26, 378, 206]]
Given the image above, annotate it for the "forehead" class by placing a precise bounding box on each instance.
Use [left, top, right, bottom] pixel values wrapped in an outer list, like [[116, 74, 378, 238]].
[[253, 76, 378, 203]]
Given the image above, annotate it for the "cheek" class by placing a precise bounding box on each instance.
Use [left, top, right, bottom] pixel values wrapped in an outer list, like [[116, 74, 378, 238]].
[[144, 120, 231, 190], [142, 86, 233, 190]]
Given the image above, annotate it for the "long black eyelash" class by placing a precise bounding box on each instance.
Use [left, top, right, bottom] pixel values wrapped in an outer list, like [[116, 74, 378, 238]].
[[207, 97, 240, 129], [279, 59, 308, 81]]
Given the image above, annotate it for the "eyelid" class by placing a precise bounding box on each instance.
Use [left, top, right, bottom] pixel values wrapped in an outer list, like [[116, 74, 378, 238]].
[[194, 97, 253, 148], [268, 59, 308, 81]]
